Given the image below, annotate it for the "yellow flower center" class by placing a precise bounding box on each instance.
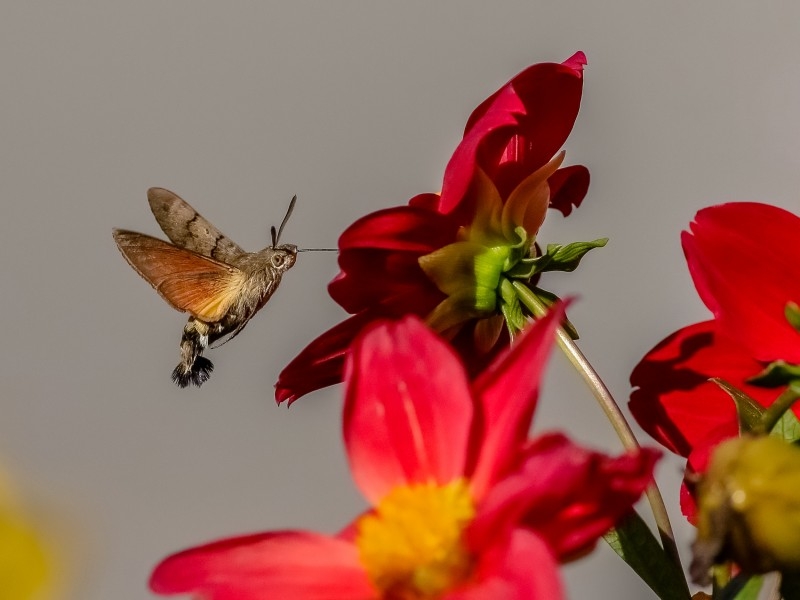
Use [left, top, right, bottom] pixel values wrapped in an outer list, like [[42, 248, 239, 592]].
[[356, 480, 476, 599]]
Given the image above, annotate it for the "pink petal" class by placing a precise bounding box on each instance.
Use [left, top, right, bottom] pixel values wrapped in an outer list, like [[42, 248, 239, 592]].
[[629, 321, 778, 456], [150, 531, 375, 600], [446, 528, 563, 600], [343, 316, 473, 504], [439, 53, 586, 215], [469, 433, 659, 561], [684, 202, 800, 363], [468, 302, 565, 497], [547, 164, 590, 217]]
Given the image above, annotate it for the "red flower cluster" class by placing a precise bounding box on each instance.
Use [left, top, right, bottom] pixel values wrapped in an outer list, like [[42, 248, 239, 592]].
[[152, 306, 657, 599], [630, 202, 800, 518], [277, 53, 590, 404]]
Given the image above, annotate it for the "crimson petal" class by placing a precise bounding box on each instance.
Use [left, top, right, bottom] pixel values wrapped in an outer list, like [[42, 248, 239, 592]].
[[276, 313, 375, 405], [630, 321, 777, 456], [683, 202, 800, 363], [547, 165, 590, 217], [440, 53, 586, 214]]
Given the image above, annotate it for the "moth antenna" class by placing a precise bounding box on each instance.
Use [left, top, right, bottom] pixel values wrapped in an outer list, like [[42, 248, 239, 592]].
[[298, 248, 338, 252], [275, 195, 297, 246], [270, 225, 278, 249]]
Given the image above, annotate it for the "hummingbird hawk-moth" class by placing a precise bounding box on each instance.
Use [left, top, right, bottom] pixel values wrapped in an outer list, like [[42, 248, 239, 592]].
[[113, 187, 316, 388]]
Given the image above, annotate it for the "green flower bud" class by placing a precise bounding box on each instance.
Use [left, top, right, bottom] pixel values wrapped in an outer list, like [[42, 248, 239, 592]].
[[691, 436, 800, 584]]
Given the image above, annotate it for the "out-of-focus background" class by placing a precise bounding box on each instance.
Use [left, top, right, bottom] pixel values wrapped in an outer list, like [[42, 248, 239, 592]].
[[2, 2, 799, 598]]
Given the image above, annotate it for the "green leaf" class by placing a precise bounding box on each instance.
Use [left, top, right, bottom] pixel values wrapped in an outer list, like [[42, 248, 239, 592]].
[[603, 511, 691, 600], [786, 301, 800, 333], [748, 360, 800, 388], [711, 378, 766, 434], [717, 574, 764, 600], [505, 237, 607, 278], [770, 405, 800, 443]]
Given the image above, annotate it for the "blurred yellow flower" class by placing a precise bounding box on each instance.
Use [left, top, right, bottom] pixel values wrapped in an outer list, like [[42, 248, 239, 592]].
[[0, 471, 56, 600]]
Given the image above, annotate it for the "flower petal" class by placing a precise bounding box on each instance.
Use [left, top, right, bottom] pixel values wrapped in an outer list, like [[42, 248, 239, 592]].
[[684, 202, 800, 363], [439, 53, 586, 215], [329, 249, 443, 314], [547, 164, 590, 217], [149, 531, 374, 600], [630, 321, 778, 456], [470, 434, 658, 561], [276, 313, 374, 405], [446, 528, 563, 600], [338, 206, 458, 253], [468, 302, 565, 497], [344, 316, 473, 504]]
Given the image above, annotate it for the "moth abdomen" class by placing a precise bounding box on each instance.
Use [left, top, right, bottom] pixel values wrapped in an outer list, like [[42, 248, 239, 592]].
[[173, 318, 214, 388], [172, 356, 214, 388]]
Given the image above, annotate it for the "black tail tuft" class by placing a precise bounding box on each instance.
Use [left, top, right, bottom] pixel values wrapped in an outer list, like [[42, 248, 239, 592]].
[[171, 357, 214, 388]]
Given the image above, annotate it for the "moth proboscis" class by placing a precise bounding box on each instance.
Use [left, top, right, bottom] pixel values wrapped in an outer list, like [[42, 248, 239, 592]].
[[112, 187, 334, 388]]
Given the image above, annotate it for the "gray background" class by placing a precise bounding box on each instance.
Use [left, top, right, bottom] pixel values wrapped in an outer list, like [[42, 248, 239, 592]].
[[2, 2, 799, 598]]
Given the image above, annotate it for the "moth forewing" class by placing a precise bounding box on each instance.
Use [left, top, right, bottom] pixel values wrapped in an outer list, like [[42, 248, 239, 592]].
[[147, 187, 244, 261]]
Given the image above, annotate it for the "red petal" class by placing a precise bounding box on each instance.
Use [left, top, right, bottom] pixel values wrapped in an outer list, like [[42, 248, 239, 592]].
[[338, 206, 458, 252], [629, 321, 777, 456], [329, 249, 443, 314], [684, 202, 800, 363], [446, 529, 563, 600], [469, 433, 659, 561], [468, 302, 564, 497], [440, 53, 586, 214], [547, 165, 590, 217], [680, 423, 738, 523], [343, 317, 473, 504], [275, 313, 374, 405], [149, 531, 374, 600]]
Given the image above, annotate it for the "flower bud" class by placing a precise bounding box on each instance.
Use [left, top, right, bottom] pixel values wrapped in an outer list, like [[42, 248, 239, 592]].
[[691, 435, 800, 584]]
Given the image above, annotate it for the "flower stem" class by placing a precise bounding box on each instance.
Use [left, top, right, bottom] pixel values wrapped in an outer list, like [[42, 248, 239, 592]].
[[512, 282, 687, 588]]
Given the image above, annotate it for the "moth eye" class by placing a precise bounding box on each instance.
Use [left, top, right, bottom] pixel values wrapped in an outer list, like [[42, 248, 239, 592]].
[[271, 254, 285, 268]]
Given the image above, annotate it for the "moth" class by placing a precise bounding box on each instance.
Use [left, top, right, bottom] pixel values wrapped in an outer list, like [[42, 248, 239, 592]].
[[113, 187, 324, 388]]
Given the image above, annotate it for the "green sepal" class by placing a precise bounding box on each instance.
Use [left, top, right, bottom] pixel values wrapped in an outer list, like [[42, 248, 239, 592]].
[[499, 278, 525, 337], [770, 407, 800, 444], [748, 360, 800, 388], [603, 511, 691, 600], [501, 226, 531, 272], [717, 574, 765, 600], [505, 237, 608, 279], [711, 378, 765, 435], [786, 301, 800, 333], [527, 287, 579, 340]]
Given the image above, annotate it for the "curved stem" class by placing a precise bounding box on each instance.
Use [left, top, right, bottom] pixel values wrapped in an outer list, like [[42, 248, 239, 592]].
[[513, 282, 687, 587]]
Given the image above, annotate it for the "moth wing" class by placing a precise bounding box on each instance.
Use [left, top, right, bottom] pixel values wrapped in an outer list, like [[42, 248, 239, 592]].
[[147, 187, 245, 261], [112, 229, 246, 322]]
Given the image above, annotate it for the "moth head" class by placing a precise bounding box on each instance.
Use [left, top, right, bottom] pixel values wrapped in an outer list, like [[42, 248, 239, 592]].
[[269, 244, 297, 272]]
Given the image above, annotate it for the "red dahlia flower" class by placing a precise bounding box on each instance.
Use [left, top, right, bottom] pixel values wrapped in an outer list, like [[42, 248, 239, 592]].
[[152, 307, 658, 599], [630, 202, 800, 518], [277, 52, 597, 404]]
